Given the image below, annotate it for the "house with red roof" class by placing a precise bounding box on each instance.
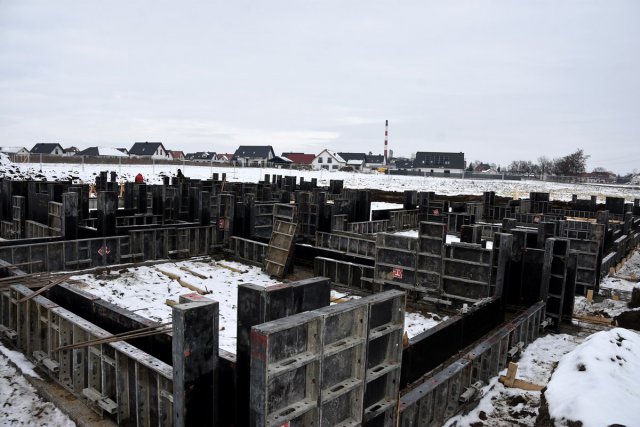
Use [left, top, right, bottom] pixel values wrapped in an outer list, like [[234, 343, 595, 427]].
[[282, 152, 316, 165]]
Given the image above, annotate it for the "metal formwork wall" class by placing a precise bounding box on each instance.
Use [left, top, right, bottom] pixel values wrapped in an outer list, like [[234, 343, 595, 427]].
[[416, 221, 446, 292], [1, 285, 174, 426], [398, 301, 546, 427], [568, 238, 600, 294], [230, 236, 268, 265], [348, 220, 389, 234], [315, 231, 377, 258], [314, 256, 375, 291], [442, 243, 494, 300], [0, 225, 218, 274], [374, 233, 418, 290], [389, 210, 420, 230], [250, 290, 405, 427]]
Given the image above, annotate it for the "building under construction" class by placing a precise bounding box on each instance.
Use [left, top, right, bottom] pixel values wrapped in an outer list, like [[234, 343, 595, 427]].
[[0, 172, 639, 426]]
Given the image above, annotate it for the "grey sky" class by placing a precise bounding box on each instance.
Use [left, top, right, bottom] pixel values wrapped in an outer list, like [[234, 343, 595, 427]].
[[1, 1, 639, 172]]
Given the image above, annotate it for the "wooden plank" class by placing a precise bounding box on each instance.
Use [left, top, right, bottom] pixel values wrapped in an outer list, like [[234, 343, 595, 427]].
[[498, 362, 544, 391]]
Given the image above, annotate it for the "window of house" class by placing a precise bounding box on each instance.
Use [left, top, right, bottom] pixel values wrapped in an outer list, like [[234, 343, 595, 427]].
[[318, 157, 323, 163], [332, 165, 338, 169], [322, 165, 329, 170], [327, 157, 332, 164]]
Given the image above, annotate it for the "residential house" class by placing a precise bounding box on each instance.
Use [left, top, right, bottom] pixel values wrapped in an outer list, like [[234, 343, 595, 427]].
[[216, 153, 234, 163], [63, 146, 79, 157], [311, 150, 346, 170], [393, 158, 414, 170], [364, 154, 385, 169], [185, 152, 217, 162], [413, 152, 465, 174], [0, 146, 30, 162], [129, 142, 170, 160], [233, 146, 275, 166], [116, 148, 129, 155], [169, 150, 185, 161], [76, 147, 128, 157], [30, 143, 65, 156], [271, 156, 294, 167], [337, 152, 366, 171], [282, 152, 316, 166]]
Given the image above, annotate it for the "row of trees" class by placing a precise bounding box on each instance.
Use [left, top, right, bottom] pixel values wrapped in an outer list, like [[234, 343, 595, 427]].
[[470, 149, 592, 177]]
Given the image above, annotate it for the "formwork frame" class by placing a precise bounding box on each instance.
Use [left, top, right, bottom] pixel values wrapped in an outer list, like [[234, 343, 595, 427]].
[[1, 285, 174, 426], [398, 301, 546, 426], [250, 290, 406, 427]]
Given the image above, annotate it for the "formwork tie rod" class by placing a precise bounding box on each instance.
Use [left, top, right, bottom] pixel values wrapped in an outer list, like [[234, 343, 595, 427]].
[[17, 274, 73, 303], [55, 322, 172, 352]]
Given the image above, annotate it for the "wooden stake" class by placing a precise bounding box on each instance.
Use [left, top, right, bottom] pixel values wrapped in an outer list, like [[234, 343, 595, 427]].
[[586, 289, 594, 302], [499, 362, 544, 391], [157, 269, 207, 294]]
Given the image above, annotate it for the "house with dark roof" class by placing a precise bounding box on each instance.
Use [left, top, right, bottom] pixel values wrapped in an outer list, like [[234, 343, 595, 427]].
[[311, 149, 346, 170], [282, 152, 316, 165], [337, 152, 367, 170], [129, 142, 170, 159], [393, 158, 414, 170], [77, 146, 128, 157], [233, 146, 275, 166], [63, 146, 79, 157], [185, 152, 217, 162], [364, 154, 385, 169], [413, 152, 465, 174], [30, 143, 64, 156]]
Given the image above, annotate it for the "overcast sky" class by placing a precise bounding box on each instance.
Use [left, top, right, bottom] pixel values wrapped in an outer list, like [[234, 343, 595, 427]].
[[1, 1, 639, 172]]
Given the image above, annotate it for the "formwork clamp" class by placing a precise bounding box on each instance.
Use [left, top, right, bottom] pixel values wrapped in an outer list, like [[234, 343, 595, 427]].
[[32, 350, 60, 374], [459, 381, 484, 403], [539, 316, 553, 330], [0, 325, 17, 341], [507, 341, 524, 360]]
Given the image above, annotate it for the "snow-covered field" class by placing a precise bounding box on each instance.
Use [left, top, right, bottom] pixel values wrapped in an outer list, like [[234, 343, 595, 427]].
[[2, 159, 640, 202]]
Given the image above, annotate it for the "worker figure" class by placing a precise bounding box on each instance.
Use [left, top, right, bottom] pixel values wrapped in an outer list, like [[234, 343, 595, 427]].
[[135, 173, 144, 183], [176, 168, 185, 179]]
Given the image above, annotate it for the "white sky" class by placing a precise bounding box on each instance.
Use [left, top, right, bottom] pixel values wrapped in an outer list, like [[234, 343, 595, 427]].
[[1, 1, 639, 173]]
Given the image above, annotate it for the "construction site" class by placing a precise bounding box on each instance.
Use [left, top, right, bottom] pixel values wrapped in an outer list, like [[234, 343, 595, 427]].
[[1, 170, 639, 427]]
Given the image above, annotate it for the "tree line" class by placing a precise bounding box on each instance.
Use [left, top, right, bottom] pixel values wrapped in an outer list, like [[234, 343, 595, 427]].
[[469, 149, 592, 176]]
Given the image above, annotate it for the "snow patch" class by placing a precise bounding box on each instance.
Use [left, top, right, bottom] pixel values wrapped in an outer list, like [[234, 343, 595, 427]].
[[0, 344, 41, 379], [545, 328, 640, 427]]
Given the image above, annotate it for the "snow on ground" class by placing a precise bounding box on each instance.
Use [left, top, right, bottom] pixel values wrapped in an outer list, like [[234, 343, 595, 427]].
[[3, 161, 640, 202], [545, 328, 640, 427], [404, 311, 447, 338], [444, 333, 584, 427], [67, 259, 280, 353], [0, 343, 76, 426]]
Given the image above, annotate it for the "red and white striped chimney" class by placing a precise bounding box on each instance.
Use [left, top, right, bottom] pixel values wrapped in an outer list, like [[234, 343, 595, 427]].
[[384, 119, 389, 165]]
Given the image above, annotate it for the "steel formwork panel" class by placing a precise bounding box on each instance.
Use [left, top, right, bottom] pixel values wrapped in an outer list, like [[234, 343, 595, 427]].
[[315, 231, 377, 258], [250, 290, 405, 427], [398, 301, 546, 427], [374, 233, 418, 290], [442, 243, 494, 299], [314, 256, 375, 291], [4, 285, 174, 427], [416, 221, 446, 291]]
